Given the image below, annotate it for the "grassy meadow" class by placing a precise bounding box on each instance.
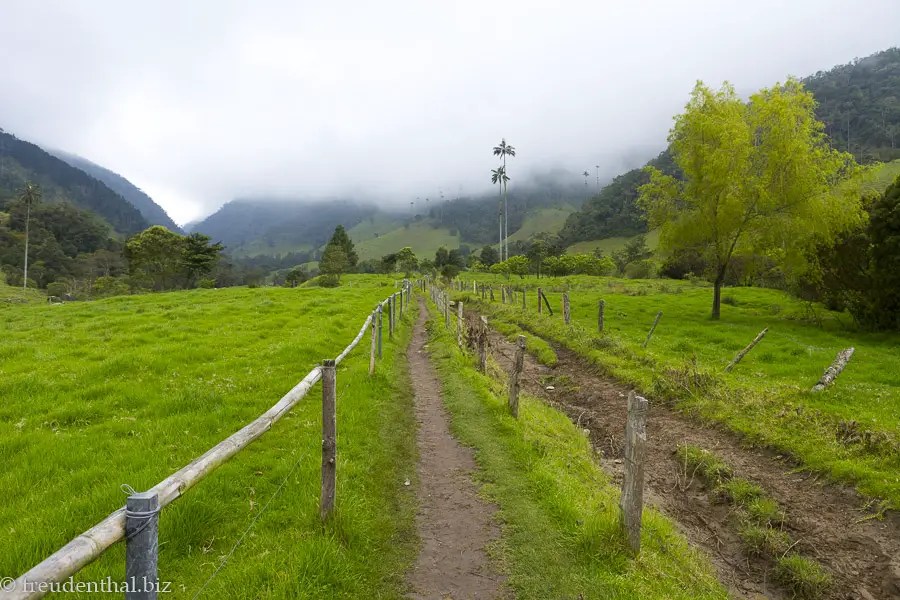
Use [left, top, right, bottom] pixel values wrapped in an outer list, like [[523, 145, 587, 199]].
[[455, 274, 900, 506], [566, 229, 660, 256], [423, 296, 728, 599], [0, 277, 419, 598]]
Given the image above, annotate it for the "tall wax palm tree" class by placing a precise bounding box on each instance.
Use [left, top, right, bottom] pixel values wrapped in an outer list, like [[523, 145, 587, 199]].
[[491, 166, 509, 259], [493, 138, 516, 260], [18, 182, 42, 289], [595, 165, 600, 189]]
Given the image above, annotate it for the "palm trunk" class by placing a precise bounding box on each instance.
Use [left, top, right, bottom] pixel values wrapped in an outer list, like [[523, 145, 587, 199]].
[[504, 182, 509, 261], [23, 203, 30, 289], [498, 188, 503, 261]]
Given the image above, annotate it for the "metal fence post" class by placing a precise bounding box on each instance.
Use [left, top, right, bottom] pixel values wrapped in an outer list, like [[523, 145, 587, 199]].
[[125, 490, 159, 600]]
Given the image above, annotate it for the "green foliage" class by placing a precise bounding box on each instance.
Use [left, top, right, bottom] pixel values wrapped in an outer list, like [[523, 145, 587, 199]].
[[92, 275, 130, 297], [612, 233, 652, 273], [639, 79, 863, 318], [738, 523, 791, 557], [624, 259, 657, 279], [811, 175, 900, 330], [328, 224, 358, 268], [284, 268, 307, 288], [45, 281, 67, 297], [677, 445, 734, 486], [181, 232, 224, 286], [479, 244, 499, 267], [396, 246, 418, 277], [506, 255, 530, 278]]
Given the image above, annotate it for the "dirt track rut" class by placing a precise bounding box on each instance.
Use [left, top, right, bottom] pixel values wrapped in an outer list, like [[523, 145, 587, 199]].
[[482, 321, 900, 600]]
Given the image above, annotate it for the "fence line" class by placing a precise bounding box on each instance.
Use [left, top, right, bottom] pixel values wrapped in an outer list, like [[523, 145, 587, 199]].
[[5, 283, 411, 600]]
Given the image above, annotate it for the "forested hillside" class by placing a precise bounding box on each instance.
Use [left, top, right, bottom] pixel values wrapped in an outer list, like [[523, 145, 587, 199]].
[[560, 46, 900, 247], [0, 129, 148, 235], [50, 150, 182, 233]]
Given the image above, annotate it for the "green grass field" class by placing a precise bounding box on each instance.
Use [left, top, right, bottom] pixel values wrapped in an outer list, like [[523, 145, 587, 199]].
[[860, 159, 900, 194], [424, 296, 727, 599], [456, 275, 900, 506], [355, 221, 460, 261], [0, 277, 418, 598], [566, 229, 660, 256]]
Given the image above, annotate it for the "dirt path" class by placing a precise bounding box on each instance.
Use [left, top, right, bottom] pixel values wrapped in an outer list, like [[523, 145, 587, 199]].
[[405, 301, 505, 600], [481, 321, 900, 600]]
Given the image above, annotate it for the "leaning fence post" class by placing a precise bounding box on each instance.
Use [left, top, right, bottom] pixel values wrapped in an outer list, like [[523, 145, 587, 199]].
[[598, 299, 605, 333], [125, 490, 159, 600], [508, 335, 526, 418], [479, 315, 488, 372], [563, 292, 571, 325], [724, 327, 768, 372], [619, 391, 648, 555], [321, 359, 337, 521], [642, 311, 662, 348], [369, 311, 377, 376], [457, 301, 464, 347], [811, 347, 855, 392], [541, 289, 554, 315]]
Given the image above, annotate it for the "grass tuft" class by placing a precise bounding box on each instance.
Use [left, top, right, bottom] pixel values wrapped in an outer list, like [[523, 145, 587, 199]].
[[775, 554, 833, 599], [677, 444, 734, 486], [738, 522, 791, 557]]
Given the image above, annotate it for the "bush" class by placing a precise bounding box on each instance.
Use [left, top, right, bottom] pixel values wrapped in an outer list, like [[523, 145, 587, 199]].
[[46, 282, 68, 297], [198, 278, 216, 289], [93, 276, 129, 297], [624, 259, 657, 279]]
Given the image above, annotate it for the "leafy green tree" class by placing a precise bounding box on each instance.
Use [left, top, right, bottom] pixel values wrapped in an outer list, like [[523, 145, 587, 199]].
[[479, 245, 499, 267], [327, 225, 358, 268], [526, 240, 549, 277], [379, 253, 398, 274], [124, 226, 185, 291], [181, 232, 224, 287], [284, 268, 307, 287], [17, 182, 41, 289], [507, 255, 530, 278], [639, 79, 862, 319], [319, 243, 348, 286], [493, 138, 516, 259], [397, 246, 418, 277], [419, 258, 436, 277], [434, 246, 450, 267], [447, 248, 465, 269]]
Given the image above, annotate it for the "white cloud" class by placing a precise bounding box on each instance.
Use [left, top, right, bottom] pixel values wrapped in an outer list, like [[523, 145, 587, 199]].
[[1, 0, 897, 224]]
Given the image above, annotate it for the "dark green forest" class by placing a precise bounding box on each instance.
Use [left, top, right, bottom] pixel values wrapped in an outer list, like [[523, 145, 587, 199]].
[[560, 47, 900, 246]]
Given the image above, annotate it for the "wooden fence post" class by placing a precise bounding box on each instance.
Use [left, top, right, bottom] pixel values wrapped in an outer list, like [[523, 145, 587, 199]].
[[537, 287, 543, 314], [388, 295, 394, 339], [598, 299, 605, 333], [642, 311, 662, 348], [489, 287, 495, 302], [369, 311, 377, 376], [457, 301, 464, 347], [445, 293, 450, 329], [522, 287, 526, 310], [811, 348, 855, 392], [321, 359, 337, 521], [508, 335, 526, 418], [563, 292, 570, 324], [724, 327, 768, 372], [619, 391, 648, 555], [473, 281, 477, 294], [479, 315, 488, 372], [377, 305, 383, 359], [125, 490, 159, 600]]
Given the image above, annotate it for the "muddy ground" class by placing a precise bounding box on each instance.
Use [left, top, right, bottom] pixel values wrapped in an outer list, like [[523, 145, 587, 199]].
[[480, 318, 900, 600]]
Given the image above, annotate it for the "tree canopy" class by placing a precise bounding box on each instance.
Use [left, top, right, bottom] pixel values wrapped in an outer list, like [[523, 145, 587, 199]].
[[639, 79, 863, 318]]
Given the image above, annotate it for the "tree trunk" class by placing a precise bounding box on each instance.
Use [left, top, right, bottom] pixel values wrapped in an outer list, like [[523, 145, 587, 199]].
[[712, 275, 723, 320], [23, 203, 30, 289]]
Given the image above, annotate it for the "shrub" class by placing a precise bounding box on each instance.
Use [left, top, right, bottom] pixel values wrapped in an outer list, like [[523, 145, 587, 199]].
[[46, 282, 68, 297], [624, 259, 657, 279], [93, 276, 129, 297], [198, 278, 216, 289]]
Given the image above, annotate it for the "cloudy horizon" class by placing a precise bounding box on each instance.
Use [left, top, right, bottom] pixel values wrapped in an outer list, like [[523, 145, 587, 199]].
[[1, 0, 898, 225]]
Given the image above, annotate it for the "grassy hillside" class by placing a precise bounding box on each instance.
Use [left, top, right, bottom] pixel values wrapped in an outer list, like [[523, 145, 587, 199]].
[[0, 273, 44, 303], [0, 279, 419, 597], [861, 159, 900, 194], [346, 213, 405, 244], [566, 229, 660, 256], [458, 274, 900, 507], [507, 206, 574, 243], [355, 221, 460, 260]]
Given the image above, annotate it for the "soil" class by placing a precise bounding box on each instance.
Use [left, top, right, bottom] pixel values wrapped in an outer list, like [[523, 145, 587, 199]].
[[481, 319, 900, 600], [404, 302, 506, 600]]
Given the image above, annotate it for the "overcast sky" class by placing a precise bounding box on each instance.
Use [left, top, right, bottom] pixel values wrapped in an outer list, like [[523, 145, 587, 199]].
[[1, 1, 898, 224]]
